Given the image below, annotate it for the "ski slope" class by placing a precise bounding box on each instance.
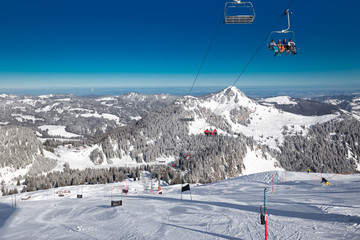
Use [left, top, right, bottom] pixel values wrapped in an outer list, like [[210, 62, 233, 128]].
[[0, 171, 359, 240]]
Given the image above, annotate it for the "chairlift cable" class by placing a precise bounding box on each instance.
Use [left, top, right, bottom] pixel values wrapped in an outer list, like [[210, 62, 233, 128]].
[[195, 0, 296, 135], [187, 14, 224, 96]]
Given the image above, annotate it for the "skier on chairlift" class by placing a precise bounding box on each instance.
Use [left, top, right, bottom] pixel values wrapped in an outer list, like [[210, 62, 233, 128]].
[[204, 129, 211, 136]]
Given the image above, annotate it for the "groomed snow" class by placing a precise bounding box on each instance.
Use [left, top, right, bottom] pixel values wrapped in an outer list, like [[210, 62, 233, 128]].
[[1, 171, 359, 240]]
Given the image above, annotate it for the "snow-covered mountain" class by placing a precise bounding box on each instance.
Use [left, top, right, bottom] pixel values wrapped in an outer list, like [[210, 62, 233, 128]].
[[0, 93, 178, 138], [42, 86, 356, 183], [183, 86, 339, 148], [1, 87, 359, 185], [313, 94, 360, 120]]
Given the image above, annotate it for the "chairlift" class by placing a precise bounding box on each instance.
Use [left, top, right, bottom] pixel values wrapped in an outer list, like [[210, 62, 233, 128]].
[[204, 125, 218, 136], [224, 0, 255, 24], [267, 9, 297, 55]]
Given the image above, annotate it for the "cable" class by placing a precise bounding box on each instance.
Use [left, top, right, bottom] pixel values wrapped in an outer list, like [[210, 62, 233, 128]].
[[187, 14, 224, 96], [195, 0, 297, 135]]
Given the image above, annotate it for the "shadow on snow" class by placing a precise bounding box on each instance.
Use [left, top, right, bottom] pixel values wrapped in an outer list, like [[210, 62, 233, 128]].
[[0, 203, 16, 232], [163, 223, 244, 240], [126, 195, 360, 224]]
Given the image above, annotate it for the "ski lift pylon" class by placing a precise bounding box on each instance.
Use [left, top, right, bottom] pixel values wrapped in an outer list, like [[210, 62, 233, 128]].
[[224, 0, 255, 24]]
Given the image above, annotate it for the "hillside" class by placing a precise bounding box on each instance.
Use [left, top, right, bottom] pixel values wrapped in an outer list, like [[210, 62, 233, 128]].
[[0, 126, 56, 182], [0, 93, 178, 138]]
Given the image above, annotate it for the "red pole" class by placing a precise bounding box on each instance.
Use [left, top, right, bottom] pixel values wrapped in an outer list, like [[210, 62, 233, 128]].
[[265, 214, 268, 240], [272, 174, 274, 193]]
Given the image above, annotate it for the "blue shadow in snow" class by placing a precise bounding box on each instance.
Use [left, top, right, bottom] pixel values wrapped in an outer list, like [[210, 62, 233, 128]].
[[163, 223, 244, 240], [0, 203, 16, 231], [127, 195, 360, 224]]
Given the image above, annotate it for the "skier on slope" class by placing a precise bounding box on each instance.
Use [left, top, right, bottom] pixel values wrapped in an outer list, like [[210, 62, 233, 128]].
[[321, 177, 331, 185]]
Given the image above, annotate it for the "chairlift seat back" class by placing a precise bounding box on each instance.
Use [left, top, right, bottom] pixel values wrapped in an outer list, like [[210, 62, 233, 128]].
[[225, 15, 254, 24], [224, 1, 255, 24]]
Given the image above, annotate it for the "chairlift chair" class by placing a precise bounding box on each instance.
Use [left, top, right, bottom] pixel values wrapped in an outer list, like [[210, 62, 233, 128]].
[[267, 9, 297, 55], [224, 0, 255, 24]]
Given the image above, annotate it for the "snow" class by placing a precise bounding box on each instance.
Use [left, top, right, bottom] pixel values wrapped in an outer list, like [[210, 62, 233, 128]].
[[11, 113, 43, 123], [56, 98, 72, 102], [78, 112, 121, 124], [130, 116, 142, 121], [242, 147, 283, 175], [38, 125, 81, 138], [38, 94, 54, 99], [51, 145, 154, 171], [324, 99, 345, 105], [1, 171, 359, 240], [186, 87, 339, 149], [263, 96, 297, 105], [95, 97, 117, 102], [35, 103, 61, 112], [0, 165, 33, 183]]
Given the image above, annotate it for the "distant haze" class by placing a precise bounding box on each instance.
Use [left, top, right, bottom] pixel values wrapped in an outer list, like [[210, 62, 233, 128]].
[[1, 85, 359, 98]]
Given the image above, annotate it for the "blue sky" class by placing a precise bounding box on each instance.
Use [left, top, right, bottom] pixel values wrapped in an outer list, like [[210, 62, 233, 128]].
[[0, 0, 359, 91]]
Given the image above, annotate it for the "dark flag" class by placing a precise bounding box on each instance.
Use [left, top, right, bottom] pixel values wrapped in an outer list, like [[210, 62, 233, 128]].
[[181, 183, 190, 192]]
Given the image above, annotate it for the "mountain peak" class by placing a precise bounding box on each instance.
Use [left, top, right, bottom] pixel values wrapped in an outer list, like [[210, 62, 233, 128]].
[[222, 86, 246, 97], [207, 86, 253, 106]]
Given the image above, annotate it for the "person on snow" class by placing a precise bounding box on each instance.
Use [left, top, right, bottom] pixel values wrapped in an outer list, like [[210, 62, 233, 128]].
[[321, 177, 331, 185]]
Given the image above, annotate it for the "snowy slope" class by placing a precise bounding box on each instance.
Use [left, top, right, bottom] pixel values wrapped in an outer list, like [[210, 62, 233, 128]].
[[0, 171, 359, 240]]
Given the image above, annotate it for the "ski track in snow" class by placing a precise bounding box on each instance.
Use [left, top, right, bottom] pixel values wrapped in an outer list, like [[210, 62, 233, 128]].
[[1, 171, 360, 240]]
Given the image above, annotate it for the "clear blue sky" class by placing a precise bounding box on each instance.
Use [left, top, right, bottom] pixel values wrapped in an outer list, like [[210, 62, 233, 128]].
[[0, 0, 359, 90]]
